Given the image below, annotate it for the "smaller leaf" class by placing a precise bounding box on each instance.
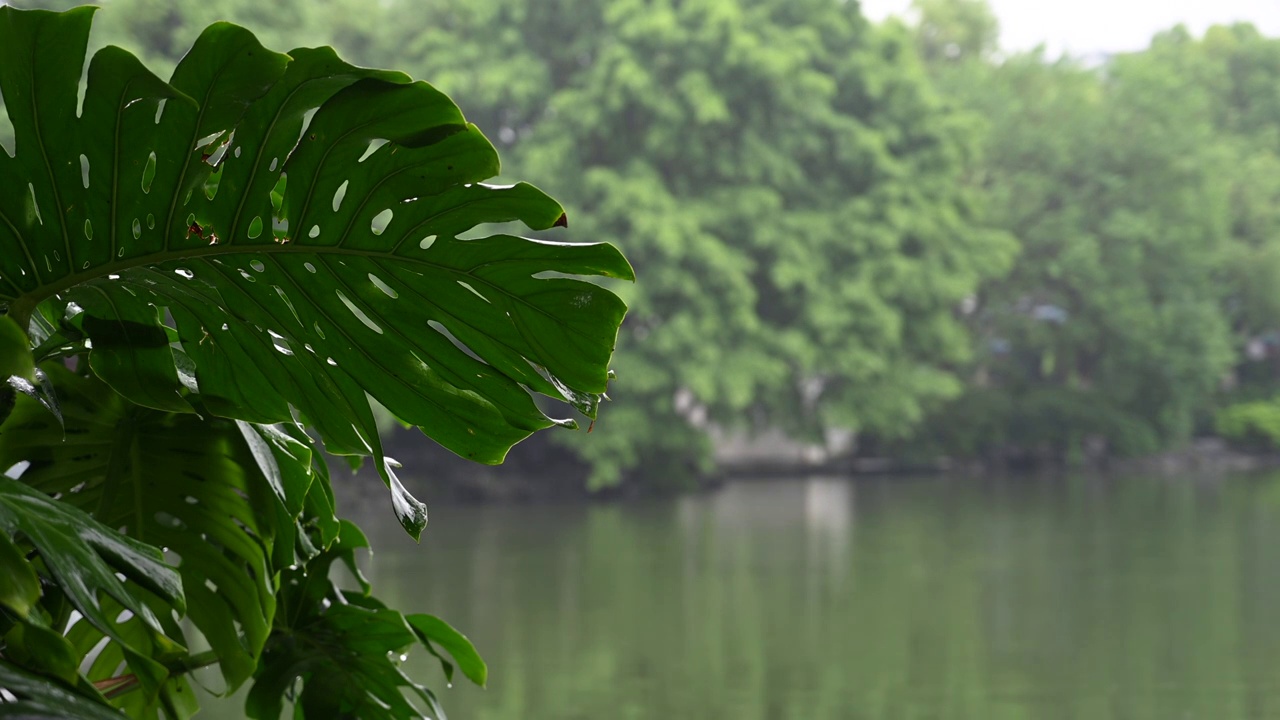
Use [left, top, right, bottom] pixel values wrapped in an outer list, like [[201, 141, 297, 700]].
[[0, 315, 33, 382], [0, 531, 39, 618], [383, 458, 427, 541], [8, 367, 62, 427], [407, 614, 487, 688], [0, 476, 184, 700], [3, 619, 81, 685], [0, 659, 121, 720]]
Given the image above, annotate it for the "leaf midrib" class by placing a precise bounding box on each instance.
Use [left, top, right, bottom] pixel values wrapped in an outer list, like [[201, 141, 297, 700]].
[[19, 240, 618, 348]]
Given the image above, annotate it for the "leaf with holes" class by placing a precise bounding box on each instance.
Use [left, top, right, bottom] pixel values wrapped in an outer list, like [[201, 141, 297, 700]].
[[247, 522, 447, 720], [0, 364, 314, 692], [0, 6, 632, 540]]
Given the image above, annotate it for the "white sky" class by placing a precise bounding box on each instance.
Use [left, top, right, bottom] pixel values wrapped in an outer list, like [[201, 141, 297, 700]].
[[861, 0, 1280, 56]]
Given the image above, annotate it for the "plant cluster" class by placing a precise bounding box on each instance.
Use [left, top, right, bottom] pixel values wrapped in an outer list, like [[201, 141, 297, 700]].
[[0, 6, 629, 718]]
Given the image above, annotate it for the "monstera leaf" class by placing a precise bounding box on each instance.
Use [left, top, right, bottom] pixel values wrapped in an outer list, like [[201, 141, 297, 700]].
[[0, 660, 125, 720], [0, 476, 185, 705], [0, 6, 632, 538], [0, 364, 315, 692], [246, 522, 458, 720]]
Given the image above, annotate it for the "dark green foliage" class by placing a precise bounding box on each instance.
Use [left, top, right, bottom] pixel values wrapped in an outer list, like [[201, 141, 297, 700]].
[[0, 5, 628, 718]]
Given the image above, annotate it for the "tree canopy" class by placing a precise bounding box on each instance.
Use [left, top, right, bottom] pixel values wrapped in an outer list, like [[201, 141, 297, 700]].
[[14, 0, 1280, 482]]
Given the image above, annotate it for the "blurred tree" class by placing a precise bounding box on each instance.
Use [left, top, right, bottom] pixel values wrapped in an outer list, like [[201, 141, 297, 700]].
[[493, 0, 1015, 486], [906, 1, 1254, 462], [17, 0, 1013, 487], [912, 0, 999, 64]]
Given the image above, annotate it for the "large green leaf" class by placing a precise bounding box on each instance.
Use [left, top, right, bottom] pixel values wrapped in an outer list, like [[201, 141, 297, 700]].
[[0, 475, 184, 702], [0, 527, 38, 620], [406, 614, 487, 688], [0, 7, 632, 538], [0, 364, 314, 692], [246, 522, 448, 720]]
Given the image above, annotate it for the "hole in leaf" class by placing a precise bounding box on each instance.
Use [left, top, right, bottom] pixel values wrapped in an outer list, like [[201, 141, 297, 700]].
[[132, 218, 142, 239], [332, 180, 349, 213], [27, 183, 42, 225], [248, 216, 263, 239], [195, 131, 223, 151], [250, 259, 265, 272], [205, 133, 233, 165], [234, 146, 242, 158], [147, 213, 155, 229], [79, 154, 90, 188], [419, 235, 436, 250], [298, 107, 319, 144], [239, 269, 255, 282], [313, 322, 326, 339], [175, 268, 194, 279], [154, 99, 166, 124], [269, 157, 279, 172], [268, 330, 293, 355], [83, 220, 92, 241], [0, 104, 12, 157], [326, 357, 338, 366], [371, 208, 393, 235], [142, 151, 157, 194], [308, 225, 320, 239], [429, 320, 483, 362], [358, 138, 389, 162], [275, 286, 303, 326], [369, 273, 398, 298], [204, 166, 222, 199], [335, 289, 383, 334], [154, 511, 185, 529], [270, 173, 287, 215], [304, 262, 317, 273], [457, 280, 489, 303], [82, 636, 112, 674]]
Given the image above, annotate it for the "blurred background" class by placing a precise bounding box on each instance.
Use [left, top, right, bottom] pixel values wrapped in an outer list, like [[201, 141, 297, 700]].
[[9, 0, 1280, 717]]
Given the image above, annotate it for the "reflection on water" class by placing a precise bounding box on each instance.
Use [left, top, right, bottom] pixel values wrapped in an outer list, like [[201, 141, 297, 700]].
[[208, 473, 1280, 719]]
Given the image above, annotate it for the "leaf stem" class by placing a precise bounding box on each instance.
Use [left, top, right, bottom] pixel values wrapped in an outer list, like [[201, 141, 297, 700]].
[[6, 298, 34, 339], [92, 649, 223, 700]]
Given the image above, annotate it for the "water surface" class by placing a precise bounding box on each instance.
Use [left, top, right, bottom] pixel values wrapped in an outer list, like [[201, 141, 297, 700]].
[[223, 473, 1280, 718]]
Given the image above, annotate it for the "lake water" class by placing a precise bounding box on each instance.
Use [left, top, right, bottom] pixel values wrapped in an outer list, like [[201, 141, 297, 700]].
[[211, 473, 1280, 719]]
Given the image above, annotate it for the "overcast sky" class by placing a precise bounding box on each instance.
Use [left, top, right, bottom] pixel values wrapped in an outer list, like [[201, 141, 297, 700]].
[[860, 0, 1280, 56]]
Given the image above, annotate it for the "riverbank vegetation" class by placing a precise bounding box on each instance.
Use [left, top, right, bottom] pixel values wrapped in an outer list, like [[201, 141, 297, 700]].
[[12, 0, 1280, 491]]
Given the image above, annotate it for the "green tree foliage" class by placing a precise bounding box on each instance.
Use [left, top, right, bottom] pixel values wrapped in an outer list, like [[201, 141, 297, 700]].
[[911, 0, 999, 64], [518, 1, 1015, 486], [24, 0, 1015, 487], [905, 1, 1280, 462], [0, 6, 628, 717], [25, 0, 1280, 478], [346, 0, 1011, 486]]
